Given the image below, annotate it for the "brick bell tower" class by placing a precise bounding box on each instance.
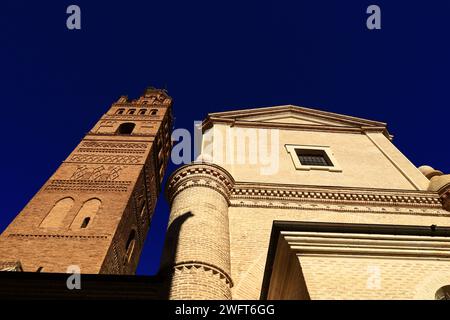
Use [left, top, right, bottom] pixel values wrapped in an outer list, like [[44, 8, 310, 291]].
[[0, 87, 173, 274]]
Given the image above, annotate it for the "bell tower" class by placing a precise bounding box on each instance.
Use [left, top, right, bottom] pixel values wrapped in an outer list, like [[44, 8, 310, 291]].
[[0, 87, 173, 274]]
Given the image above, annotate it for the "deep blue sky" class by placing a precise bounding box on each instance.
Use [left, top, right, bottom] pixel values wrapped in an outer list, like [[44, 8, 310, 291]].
[[0, 1, 449, 275]]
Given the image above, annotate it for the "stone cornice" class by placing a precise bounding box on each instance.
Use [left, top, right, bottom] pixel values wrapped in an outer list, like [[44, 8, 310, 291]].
[[281, 231, 450, 259], [231, 183, 443, 208], [202, 105, 391, 138], [166, 162, 235, 204], [203, 117, 389, 137], [165, 163, 446, 212], [206, 105, 386, 127], [230, 200, 449, 217]]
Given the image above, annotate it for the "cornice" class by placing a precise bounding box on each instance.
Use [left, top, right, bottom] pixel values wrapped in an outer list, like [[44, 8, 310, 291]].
[[231, 183, 443, 208], [280, 231, 450, 259], [202, 105, 391, 138], [166, 162, 235, 204], [230, 199, 449, 217], [8, 233, 110, 240], [207, 105, 386, 127], [165, 164, 445, 212], [202, 117, 390, 139]]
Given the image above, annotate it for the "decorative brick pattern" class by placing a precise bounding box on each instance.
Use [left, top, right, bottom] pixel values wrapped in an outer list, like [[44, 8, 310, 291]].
[[45, 180, 131, 193], [68, 154, 142, 164]]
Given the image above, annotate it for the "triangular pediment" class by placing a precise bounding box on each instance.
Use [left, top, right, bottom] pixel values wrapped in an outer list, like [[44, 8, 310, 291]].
[[206, 105, 386, 129]]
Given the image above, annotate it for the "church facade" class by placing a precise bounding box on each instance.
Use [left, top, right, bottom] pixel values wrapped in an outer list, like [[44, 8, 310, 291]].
[[162, 105, 450, 300]]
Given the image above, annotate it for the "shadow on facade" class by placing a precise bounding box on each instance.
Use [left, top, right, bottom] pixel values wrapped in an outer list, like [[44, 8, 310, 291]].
[[157, 211, 194, 299]]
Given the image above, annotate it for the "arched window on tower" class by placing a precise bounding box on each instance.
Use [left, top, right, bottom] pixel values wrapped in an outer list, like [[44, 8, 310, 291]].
[[80, 217, 91, 229], [40, 197, 74, 228], [138, 109, 146, 115], [70, 198, 101, 230], [150, 109, 158, 116], [436, 286, 450, 300], [124, 230, 136, 265], [116, 108, 125, 115], [117, 122, 135, 135], [127, 109, 136, 115]]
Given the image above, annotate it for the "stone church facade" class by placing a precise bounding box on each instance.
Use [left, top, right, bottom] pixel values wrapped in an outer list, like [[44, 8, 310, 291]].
[[162, 105, 450, 300]]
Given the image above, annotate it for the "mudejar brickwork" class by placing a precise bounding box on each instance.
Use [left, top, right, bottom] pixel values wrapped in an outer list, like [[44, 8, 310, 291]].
[[0, 87, 173, 274]]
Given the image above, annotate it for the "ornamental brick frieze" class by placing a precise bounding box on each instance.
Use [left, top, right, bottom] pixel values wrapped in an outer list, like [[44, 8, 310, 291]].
[[230, 199, 450, 217], [173, 262, 233, 287], [103, 115, 160, 121], [8, 233, 109, 240], [231, 185, 442, 208], [68, 154, 143, 165], [166, 163, 235, 203]]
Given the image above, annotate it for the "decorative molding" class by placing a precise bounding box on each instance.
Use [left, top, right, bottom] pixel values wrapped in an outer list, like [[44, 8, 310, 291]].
[[280, 231, 450, 259], [81, 141, 148, 149], [441, 190, 450, 211], [230, 199, 449, 217], [173, 262, 233, 287], [166, 163, 235, 204], [77, 148, 146, 154], [8, 233, 109, 240], [45, 180, 131, 193], [69, 165, 123, 181], [231, 184, 442, 208], [166, 163, 446, 214], [68, 154, 143, 165], [202, 105, 391, 138]]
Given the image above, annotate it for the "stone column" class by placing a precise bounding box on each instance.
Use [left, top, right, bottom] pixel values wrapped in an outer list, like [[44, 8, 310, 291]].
[[162, 163, 234, 300]]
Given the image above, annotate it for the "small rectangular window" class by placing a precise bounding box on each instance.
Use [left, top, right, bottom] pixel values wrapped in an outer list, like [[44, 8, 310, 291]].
[[285, 145, 342, 172], [296, 149, 333, 167]]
